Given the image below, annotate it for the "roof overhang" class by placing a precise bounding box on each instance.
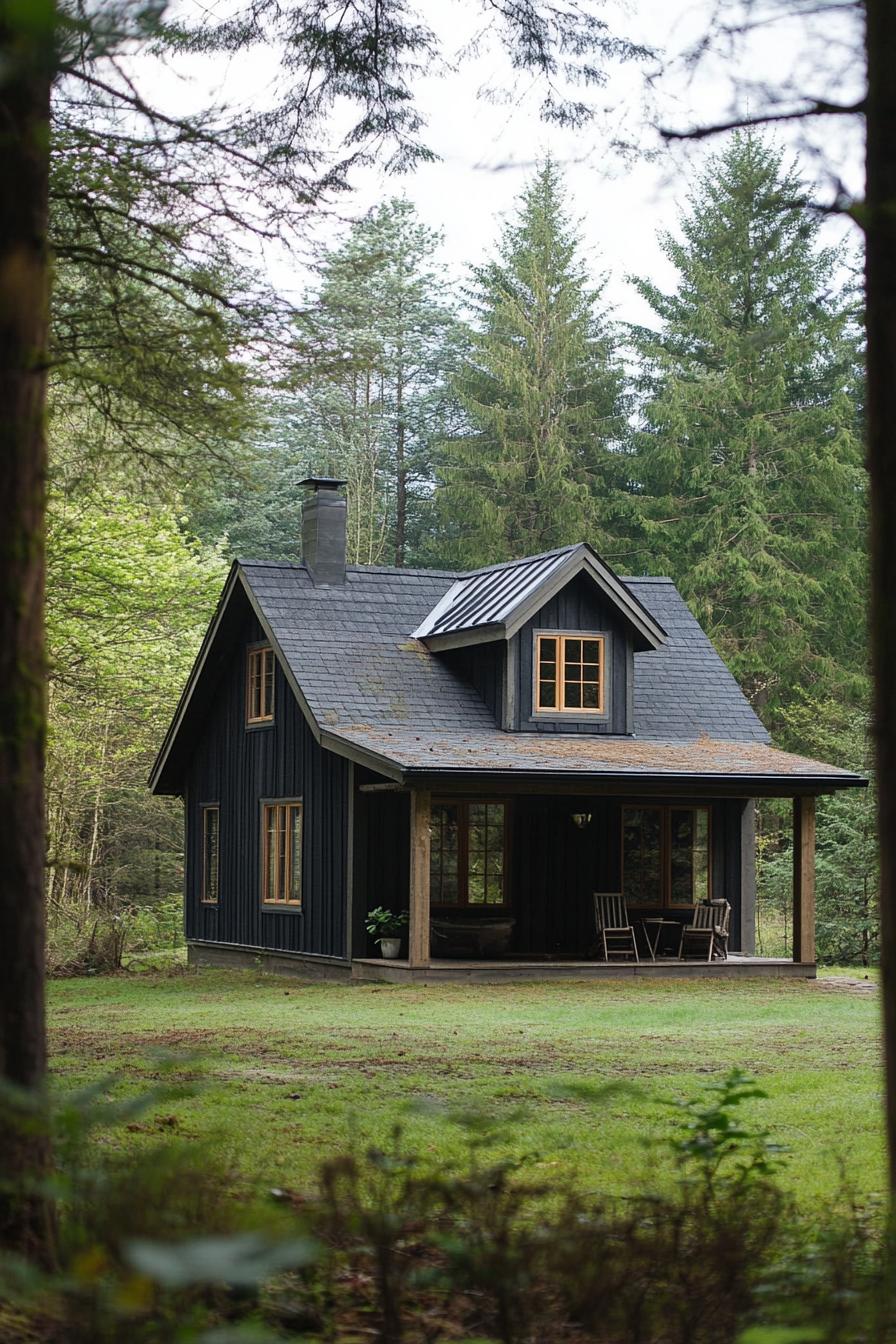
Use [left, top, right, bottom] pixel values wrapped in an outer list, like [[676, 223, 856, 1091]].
[[393, 768, 868, 799], [316, 725, 869, 799]]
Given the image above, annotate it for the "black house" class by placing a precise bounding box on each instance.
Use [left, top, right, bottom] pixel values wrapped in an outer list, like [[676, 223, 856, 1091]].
[[150, 478, 866, 981]]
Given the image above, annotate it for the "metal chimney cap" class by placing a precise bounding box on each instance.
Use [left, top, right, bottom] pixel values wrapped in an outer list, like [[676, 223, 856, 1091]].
[[298, 476, 347, 491]]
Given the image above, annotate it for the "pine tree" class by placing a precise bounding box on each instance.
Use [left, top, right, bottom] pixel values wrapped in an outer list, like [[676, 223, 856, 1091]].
[[291, 198, 458, 566], [431, 159, 628, 569], [631, 132, 865, 716]]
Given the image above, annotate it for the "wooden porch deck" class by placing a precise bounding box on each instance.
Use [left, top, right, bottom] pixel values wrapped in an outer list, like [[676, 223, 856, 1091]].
[[351, 955, 816, 983]]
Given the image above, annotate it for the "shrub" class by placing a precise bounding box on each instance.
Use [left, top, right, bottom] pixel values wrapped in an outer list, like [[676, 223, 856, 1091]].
[[2, 1069, 895, 1343]]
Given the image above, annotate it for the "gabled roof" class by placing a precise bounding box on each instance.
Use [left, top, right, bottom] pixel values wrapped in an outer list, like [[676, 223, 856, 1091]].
[[412, 543, 666, 652], [150, 552, 866, 796]]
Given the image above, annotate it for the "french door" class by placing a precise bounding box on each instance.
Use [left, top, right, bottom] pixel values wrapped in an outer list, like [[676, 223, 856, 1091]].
[[621, 805, 711, 908]]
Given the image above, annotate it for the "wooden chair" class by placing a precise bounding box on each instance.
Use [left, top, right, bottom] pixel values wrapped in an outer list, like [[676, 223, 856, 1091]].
[[680, 900, 731, 962], [709, 899, 731, 959], [594, 892, 639, 963]]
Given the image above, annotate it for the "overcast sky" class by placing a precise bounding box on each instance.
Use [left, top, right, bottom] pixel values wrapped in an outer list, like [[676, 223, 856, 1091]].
[[173, 0, 865, 326]]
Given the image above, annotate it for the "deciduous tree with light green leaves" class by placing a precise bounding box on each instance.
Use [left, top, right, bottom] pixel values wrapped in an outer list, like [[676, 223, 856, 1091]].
[[630, 132, 866, 717], [46, 487, 225, 946], [431, 159, 629, 569]]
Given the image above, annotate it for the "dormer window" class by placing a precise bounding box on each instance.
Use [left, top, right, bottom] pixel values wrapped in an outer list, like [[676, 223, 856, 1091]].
[[246, 645, 274, 724], [535, 633, 605, 714]]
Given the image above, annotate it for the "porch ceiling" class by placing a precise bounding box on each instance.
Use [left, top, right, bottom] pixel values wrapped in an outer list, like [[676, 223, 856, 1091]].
[[327, 724, 867, 792]]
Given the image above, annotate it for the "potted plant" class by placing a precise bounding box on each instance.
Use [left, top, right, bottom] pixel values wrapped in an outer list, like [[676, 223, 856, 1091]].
[[365, 907, 409, 959]]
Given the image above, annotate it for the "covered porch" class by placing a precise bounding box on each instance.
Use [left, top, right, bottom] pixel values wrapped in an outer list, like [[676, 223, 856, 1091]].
[[348, 774, 820, 983]]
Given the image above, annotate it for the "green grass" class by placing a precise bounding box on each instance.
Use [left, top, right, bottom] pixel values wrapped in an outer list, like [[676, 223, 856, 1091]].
[[47, 966, 883, 1205]]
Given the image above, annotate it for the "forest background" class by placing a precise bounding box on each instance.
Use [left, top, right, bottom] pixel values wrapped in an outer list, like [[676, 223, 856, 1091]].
[[50, 122, 872, 971]]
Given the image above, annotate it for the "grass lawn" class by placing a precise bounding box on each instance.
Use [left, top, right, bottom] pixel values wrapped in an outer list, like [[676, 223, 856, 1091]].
[[47, 966, 884, 1206]]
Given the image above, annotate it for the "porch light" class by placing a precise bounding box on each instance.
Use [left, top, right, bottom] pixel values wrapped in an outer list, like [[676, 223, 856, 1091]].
[[571, 812, 592, 829]]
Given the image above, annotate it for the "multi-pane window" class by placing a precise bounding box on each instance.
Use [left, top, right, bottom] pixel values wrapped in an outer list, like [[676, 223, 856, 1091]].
[[201, 806, 219, 904], [622, 805, 711, 907], [246, 645, 274, 724], [621, 806, 661, 907], [670, 808, 710, 906], [262, 801, 303, 907], [430, 801, 506, 907], [430, 804, 461, 905], [536, 634, 605, 713]]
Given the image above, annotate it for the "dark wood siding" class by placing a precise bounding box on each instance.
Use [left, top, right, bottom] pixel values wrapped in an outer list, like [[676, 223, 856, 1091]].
[[184, 609, 349, 958], [350, 782, 410, 958], [512, 574, 632, 734], [373, 791, 748, 956], [506, 795, 746, 953], [441, 642, 505, 724]]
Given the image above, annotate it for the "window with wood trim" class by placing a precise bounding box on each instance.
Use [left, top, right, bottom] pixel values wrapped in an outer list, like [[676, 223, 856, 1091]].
[[262, 801, 303, 907], [535, 634, 605, 713], [430, 801, 507, 907], [622, 805, 711, 908], [246, 645, 274, 724], [201, 806, 219, 904]]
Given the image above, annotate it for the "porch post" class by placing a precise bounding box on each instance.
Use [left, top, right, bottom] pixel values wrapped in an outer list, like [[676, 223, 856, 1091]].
[[792, 795, 816, 964], [408, 789, 431, 967]]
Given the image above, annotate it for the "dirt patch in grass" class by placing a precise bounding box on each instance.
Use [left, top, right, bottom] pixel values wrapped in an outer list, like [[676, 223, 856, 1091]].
[[815, 977, 877, 994]]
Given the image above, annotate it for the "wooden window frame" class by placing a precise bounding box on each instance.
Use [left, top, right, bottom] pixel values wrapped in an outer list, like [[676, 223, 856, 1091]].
[[246, 644, 275, 725], [534, 631, 606, 716], [430, 799, 511, 909], [261, 799, 303, 909], [621, 804, 712, 909], [201, 805, 220, 904]]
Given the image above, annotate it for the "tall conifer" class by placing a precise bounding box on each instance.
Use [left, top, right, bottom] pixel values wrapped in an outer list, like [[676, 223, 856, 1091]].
[[631, 133, 865, 715], [303, 198, 458, 566], [432, 160, 628, 568]]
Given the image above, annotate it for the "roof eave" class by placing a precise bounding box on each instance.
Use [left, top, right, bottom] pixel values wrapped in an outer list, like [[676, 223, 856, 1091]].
[[319, 729, 406, 782], [397, 765, 868, 795], [419, 623, 506, 652]]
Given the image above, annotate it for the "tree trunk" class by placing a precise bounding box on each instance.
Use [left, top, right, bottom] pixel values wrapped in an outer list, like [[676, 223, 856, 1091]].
[[865, 0, 896, 1194], [395, 366, 406, 567], [0, 3, 55, 1257]]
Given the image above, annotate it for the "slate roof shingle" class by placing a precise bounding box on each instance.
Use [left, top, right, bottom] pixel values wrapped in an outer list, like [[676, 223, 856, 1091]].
[[242, 560, 771, 747], [332, 724, 859, 782], [151, 557, 866, 791]]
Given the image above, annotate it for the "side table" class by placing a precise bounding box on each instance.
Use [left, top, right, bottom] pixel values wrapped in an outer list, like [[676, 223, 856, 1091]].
[[641, 918, 682, 961]]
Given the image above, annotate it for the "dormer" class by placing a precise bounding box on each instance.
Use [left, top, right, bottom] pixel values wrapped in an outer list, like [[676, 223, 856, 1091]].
[[413, 544, 666, 735]]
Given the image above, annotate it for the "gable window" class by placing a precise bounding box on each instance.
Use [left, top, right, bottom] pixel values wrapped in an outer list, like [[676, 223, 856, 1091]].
[[536, 634, 605, 714], [246, 645, 274, 724], [262, 801, 303, 907], [201, 806, 219, 904], [622, 805, 711, 908], [430, 801, 507, 907]]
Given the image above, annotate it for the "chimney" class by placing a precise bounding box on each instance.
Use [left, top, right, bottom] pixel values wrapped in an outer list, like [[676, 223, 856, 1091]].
[[300, 477, 348, 585]]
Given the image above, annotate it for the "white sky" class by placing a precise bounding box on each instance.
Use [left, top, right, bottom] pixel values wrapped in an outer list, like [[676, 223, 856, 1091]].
[[165, 0, 866, 326]]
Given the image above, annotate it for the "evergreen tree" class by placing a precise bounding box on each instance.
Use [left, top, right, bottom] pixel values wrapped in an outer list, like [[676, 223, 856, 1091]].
[[631, 133, 866, 716], [195, 199, 458, 566], [431, 159, 628, 569], [301, 198, 459, 565]]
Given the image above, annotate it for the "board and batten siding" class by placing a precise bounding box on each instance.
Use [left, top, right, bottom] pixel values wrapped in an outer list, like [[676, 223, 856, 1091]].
[[440, 642, 505, 724], [184, 611, 349, 959], [486, 794, 749, 955], [512, 573, 633, 734], [359, 789, 752, 957]]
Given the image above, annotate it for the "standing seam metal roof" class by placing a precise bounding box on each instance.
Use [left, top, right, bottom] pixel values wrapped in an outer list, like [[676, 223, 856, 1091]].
[[417, 547, 574, 636]]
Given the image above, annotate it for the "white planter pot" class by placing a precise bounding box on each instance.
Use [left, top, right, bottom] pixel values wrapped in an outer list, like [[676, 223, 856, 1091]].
[[379, 938, 402, 959]]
